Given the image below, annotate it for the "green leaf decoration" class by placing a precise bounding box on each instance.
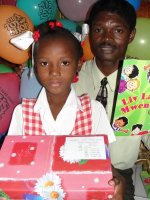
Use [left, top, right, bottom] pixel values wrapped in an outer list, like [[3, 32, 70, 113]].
[[0, 189, 10, 200], [78, 159, 88, 165]]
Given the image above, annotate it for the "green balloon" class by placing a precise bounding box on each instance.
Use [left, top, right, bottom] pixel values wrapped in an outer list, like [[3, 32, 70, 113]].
[[0, 64, 13, 73], [126, 17, 150, 60]]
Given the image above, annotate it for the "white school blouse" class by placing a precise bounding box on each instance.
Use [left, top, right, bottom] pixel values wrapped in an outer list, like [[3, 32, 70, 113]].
[[8, 87, 116, 144]]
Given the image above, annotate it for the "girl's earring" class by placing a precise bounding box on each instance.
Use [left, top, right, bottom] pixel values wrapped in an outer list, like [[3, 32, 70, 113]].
[[72, 72, 79, 83]]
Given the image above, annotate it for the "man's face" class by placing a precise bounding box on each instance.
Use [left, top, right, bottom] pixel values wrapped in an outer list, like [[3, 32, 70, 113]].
[[89, 11, 135, 63]]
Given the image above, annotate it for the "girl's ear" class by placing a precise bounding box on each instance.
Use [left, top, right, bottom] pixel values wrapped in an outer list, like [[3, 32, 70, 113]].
[[77, 58, 83, 72], [128, 28, 136, 44], [34, 65, 37, 74]]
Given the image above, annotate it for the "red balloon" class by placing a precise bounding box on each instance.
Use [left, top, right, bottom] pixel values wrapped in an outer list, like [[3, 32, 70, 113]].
[[0, 0, 16, 5], [0, 73, 20, 133]]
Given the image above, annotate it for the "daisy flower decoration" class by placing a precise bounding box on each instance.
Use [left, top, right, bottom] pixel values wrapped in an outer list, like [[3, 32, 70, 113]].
[[34, 173, 65, 200], [59, 145, 81, 164]]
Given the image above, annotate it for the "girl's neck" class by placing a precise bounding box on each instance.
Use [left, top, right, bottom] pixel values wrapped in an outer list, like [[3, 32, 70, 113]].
[[46, 90, 70, 120]]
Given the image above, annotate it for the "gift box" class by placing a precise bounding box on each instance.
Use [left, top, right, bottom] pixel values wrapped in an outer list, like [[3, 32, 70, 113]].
[[0, 135, 114, 200], [140, 170, 150, 198]]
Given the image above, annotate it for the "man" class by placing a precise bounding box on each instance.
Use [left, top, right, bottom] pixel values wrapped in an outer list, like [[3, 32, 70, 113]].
[[73, 0, 150, 199]]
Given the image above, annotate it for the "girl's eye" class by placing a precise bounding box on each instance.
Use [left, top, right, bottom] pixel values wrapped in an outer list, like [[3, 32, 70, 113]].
[[41, 62, 48, 67], [61, 60, 70, 66]]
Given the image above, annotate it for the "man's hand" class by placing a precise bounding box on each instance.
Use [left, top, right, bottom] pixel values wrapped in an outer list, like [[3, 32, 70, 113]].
[[108, 167, 125, 200]]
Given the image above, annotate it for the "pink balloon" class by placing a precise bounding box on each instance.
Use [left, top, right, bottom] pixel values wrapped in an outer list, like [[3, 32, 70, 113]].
[[0, 0, 16, 5], [57, 0, 97, 22]]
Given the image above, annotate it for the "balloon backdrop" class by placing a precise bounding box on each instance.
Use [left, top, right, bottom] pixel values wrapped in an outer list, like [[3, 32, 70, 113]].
[[0, 0, 16, 5], [57, 0, 97, 22], [16, 0, 58, 26], [58, 19, 79, 33], [0, 73, 20, 134], [0, 64, 13, 73], [126, 17, 150, 60], [127, 0, 141, 11], [0, 5, 34, 64], [20, 67, 42, 99], [83, 35, 94, 61]]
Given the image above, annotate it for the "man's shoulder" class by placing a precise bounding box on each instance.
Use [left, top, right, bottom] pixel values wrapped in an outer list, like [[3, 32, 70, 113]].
[[80, 59, 94, 73]]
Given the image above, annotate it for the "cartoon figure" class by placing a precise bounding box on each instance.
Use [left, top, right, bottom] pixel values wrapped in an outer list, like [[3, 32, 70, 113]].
[[131, 124, 149, 136], [126, 78, 140, 91], [144, 64, 150, 83], [118, 78, 140, 93], [123, 64, 139, 80], [112, 116, 129, 133], [147, 70, 150, 83]]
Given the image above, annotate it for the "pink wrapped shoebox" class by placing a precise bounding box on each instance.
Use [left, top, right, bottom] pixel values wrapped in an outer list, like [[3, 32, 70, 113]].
[[0, 135, 114, 200]]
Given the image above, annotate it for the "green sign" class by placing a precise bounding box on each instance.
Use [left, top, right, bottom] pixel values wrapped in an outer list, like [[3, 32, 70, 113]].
[[112, 59, 150, 136]]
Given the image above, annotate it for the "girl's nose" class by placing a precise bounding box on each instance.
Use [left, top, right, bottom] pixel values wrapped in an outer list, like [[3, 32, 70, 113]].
[[49, 65, 60, 76]]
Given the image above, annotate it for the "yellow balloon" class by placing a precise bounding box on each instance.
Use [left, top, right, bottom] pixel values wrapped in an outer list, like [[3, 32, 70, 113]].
[[0, 5, 34, 64]]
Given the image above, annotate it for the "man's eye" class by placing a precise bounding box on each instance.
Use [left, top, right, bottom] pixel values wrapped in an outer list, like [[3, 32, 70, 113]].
[[94, 27, 103, 33], [115, 28, 124, 34]]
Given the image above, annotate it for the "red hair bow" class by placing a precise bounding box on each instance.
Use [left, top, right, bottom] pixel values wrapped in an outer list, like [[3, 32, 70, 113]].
[[49, 21, 63, 29], [33, 30, 40, 42]]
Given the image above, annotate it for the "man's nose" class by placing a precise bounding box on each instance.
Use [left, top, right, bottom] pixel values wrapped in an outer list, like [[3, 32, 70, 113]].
[[103, 30, 113, 41]]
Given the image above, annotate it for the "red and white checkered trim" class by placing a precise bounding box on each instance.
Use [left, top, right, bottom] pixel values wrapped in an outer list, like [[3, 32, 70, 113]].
[[22, 99, 45, 135], [71, 94, 92, 135], [22, 94, 92, 136]]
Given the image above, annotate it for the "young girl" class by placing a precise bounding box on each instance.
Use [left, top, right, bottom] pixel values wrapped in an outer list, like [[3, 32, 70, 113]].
[[8, 20, 115, 143], [7, 21, 125, 199]]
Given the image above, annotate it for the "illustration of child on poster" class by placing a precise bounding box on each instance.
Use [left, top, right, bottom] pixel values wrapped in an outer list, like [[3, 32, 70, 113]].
[[112, 59, 150, 136]]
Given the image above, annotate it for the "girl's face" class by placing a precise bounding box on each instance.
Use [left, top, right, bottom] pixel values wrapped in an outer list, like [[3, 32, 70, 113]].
[[35, 37, 81, 98]]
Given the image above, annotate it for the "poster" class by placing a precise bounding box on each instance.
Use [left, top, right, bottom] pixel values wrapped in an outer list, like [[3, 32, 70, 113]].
[[112, 59, 150, 136]]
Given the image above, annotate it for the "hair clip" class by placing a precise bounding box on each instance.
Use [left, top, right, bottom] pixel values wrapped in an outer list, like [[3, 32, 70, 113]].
[[49, 21, 55, 29], [33, 30, 40, 42], [49, 21, 63, 29], [55, 21, 63, 27]]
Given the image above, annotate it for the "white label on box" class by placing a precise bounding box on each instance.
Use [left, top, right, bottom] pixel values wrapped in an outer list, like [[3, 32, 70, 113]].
[[63, 136, 106, 160]]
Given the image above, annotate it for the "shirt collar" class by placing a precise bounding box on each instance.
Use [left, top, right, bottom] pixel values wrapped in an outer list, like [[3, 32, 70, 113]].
[[92, 58, 118, 92], [34, 86, 83, 113]]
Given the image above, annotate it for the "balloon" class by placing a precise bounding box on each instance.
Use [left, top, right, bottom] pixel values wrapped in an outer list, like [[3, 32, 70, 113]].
[[0, 73, 20, 133], [58, 19, 80, 33], [20, 67, 42, 99], [57, 0, 97, 22], [126, 17, 150, 60], [0, 0, 16, 5], [16, 0, 58, 26], [0, 5, 34, 64], [127, 0, 141, 11], [0, 64, 13, 73], [83, 35, 94, 61]]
